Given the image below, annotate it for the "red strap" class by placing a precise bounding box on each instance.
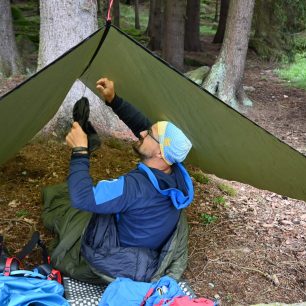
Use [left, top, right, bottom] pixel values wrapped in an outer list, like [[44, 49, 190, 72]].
[[4, 257, 13, 276], [140, 287, 155, 306], [4, 257, 22, 276], [47, 269, 62, 284], [107, 0, 114, 21]]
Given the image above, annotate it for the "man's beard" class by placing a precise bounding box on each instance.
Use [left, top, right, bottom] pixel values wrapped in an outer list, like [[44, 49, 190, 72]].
[[132, 139, 151, 161]]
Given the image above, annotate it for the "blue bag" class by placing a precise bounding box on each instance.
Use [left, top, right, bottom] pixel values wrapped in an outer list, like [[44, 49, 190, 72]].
[[0, 272, 68, 306], [0, 232, 68, 306], [99, 276, 185, 306]]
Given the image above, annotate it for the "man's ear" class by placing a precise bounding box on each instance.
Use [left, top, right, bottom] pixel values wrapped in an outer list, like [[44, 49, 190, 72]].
[[156, 150, 163, 159]]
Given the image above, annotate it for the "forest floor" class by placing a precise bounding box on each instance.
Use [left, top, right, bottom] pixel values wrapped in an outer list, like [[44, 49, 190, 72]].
[[0, 38, 306, 305]]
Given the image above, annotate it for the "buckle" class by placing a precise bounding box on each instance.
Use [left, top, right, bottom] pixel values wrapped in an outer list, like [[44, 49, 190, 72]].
[[4, 266, 10, 275], [47, 272, 55, 280]]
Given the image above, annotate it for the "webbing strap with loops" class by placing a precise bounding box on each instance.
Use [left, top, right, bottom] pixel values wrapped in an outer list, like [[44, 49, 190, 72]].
[[107, 0, 114, 21]]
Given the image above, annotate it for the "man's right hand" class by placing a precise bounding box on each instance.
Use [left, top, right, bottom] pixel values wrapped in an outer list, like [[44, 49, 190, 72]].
[[96, 77, 115, 103], [66, 122, 88, 149]]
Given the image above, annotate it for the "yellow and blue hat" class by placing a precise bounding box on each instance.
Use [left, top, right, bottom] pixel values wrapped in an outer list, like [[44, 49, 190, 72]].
[[157, 121, 192, 165]]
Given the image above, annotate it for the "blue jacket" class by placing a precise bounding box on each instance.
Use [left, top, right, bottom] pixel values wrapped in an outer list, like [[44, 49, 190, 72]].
[[68, 96, 194, 250], [68, 158, 193, 250]]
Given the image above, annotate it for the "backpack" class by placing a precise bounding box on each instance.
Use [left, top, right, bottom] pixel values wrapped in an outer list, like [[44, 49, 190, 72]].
[[99, 276, 216, 306], [0, 231, 68, 306]]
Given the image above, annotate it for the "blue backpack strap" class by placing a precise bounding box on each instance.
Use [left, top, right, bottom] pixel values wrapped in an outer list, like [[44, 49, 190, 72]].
[[9, 269, 46, 279]]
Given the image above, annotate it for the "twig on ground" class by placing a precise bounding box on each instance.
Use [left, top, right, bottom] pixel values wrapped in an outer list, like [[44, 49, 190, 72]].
[[295, 284, 306, 297], [188, 248, 208, 260], [211, 260, 280, 286], [194, 260, 209, 280], [280, 275, 306, 298], [0, 218, 36, 230]]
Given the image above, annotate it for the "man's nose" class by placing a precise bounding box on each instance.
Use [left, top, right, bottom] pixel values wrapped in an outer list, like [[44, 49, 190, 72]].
[[139, 130, 147, 138]]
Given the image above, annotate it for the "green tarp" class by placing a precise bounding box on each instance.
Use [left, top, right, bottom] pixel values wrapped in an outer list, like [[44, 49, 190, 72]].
[[0, 25, 306, 202]]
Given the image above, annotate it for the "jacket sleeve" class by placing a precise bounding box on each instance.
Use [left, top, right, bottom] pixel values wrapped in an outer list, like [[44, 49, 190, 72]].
[[67, 155, 139, 214], [108, 95, 152, 138]]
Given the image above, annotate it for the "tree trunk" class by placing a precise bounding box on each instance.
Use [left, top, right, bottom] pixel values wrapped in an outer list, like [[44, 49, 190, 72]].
[[146, 0, 153, 34], [99, 0, 109, 22], [203, 0, 255, 110], [213, 0, 230, 44], [184, 0, 201, 51], [98, 0, 109, 22], [97, 0, 101, 14], [0, 0, 23, 77], [250, 0, 293, 61], [147, 0, 162, 50], [162, 0, 186, 71], [214, 0, 219, 22], [38, 0, 129, 137], [113, 0, 120, 27], [134, 0, 140, 29]]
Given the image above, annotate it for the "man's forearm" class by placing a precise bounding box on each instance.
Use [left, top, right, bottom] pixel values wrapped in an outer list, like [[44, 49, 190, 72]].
[[109, 95, 152, 138], [68, 155, 97, 212]]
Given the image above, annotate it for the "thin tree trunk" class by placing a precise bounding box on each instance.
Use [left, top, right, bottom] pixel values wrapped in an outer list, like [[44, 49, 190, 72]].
[[184, 0, 201, 51], [97, 0, 101, 14], [250, 0, 293, 61], [113, 0, 120, 27], [213, 0, 230, 44], [38, 0, 129, 137], [100, 0, 109, 21], [147, 0, 162, 50], [203, 0, 255, 110], [214, 0, 219, 22], [98, 0, 109, 21], [146, 0, 153, 34], [135, 0, 140, 29], [0, 0, 23, 77], [162, 0, 186, 71]]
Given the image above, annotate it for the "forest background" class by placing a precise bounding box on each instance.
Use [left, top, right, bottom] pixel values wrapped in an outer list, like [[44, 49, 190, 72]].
[[0, 0, 306, 305]]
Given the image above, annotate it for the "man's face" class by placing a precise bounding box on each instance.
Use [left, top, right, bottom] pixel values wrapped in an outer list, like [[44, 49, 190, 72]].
[[133, 123, 160, 161]]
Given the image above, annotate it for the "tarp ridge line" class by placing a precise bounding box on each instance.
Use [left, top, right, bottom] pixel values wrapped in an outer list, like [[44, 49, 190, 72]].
[[80, 21, 111, 78]]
